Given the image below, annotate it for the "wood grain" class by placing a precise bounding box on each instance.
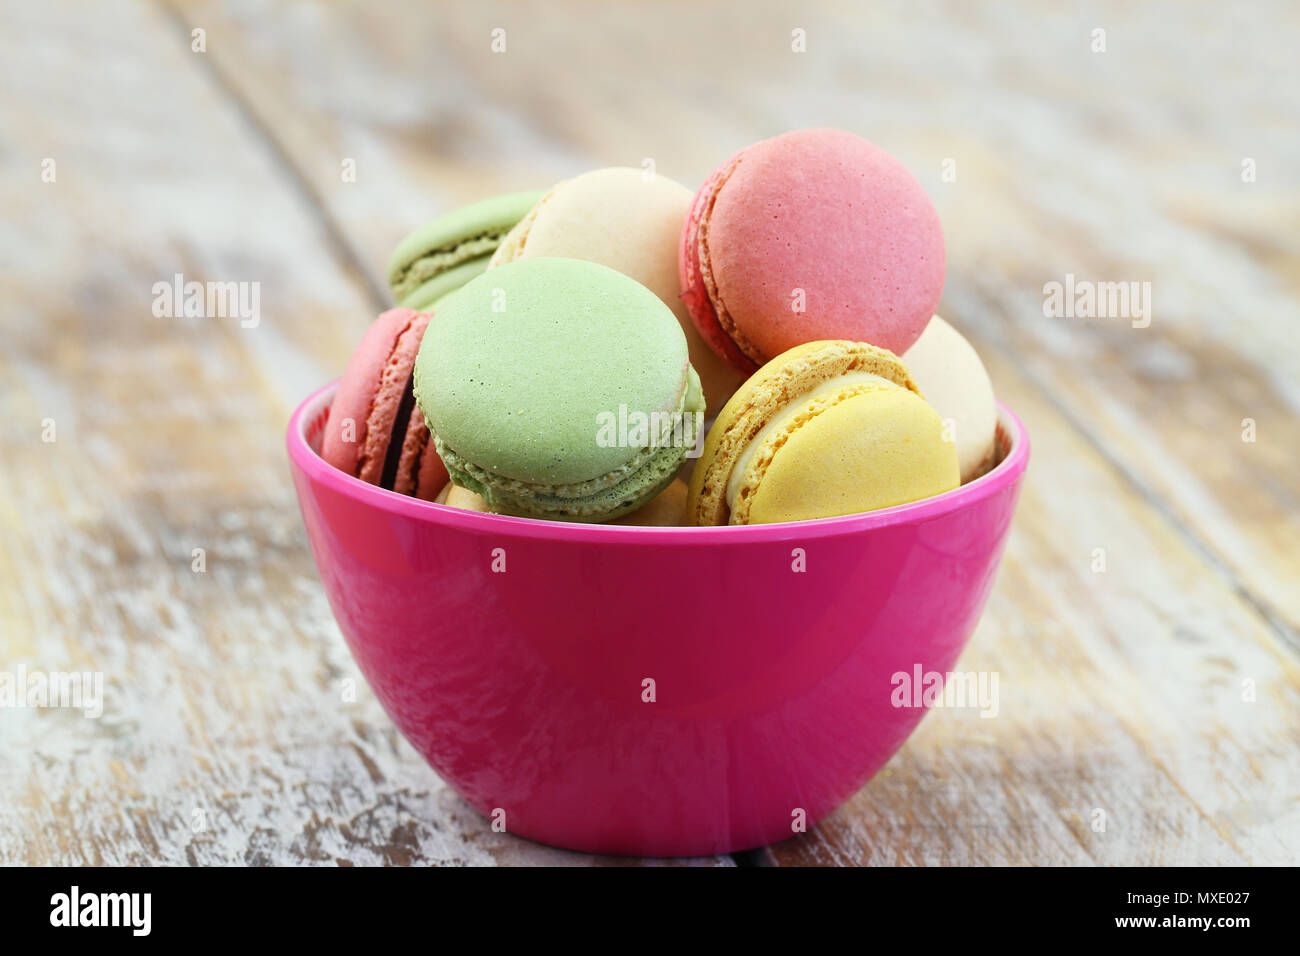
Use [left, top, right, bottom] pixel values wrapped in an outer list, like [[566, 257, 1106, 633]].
[[0, 0, 723, 866], [1, 0, 1296, 865]]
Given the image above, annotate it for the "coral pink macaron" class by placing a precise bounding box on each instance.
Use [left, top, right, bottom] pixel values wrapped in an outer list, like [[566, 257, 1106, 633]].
[[320, 308, 447, 499], [680, 127, 945, 374]]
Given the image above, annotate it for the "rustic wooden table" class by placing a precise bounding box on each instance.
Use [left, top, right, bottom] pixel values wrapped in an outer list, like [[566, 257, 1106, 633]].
[[2, 0, 1297, 866]]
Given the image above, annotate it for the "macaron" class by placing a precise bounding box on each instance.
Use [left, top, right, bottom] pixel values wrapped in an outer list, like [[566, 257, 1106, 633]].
[[440, 477, 690, 525], [611, 478, 689, 527], [680, 128, 945, 375], [413, 258, 705, 522], [387, 190, 545, 309], [321, 308, 447, 499], [435, 482, 491, 512], [901, 315, 998, 482], [490, 167, 743, 412], [688, 340, 959, 525]]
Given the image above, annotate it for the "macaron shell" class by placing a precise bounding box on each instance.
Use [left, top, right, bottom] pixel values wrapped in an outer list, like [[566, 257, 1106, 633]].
[[688, 339, 919, 526], [435, 366, 701, 522], [679, 152, 757, 375], [356, 313, 431, 485], [739, 385, 959, 525], [901, 315, 997, 483], [704, 128, 944, 361], [611, 478, 688, 526], [412, 438, 449, 500], [490, 167, 743, 412], [442, 441, 686, 522], [322, 308, 427, 478], [416, 258, 691, 487]]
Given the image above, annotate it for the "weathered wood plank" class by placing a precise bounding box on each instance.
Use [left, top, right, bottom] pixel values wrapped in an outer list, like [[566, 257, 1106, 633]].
[[169, 0, 1300, 864], [0, 0, 726, 866], [3, 0, 1296, 865]]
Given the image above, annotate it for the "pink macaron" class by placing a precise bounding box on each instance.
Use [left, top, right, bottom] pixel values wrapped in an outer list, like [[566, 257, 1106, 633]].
[[679, 128, 945, 374], [320, 308, 447, 499]]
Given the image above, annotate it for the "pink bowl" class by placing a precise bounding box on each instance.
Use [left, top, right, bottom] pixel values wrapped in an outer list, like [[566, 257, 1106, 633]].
[[287, 382, 1029, 857]]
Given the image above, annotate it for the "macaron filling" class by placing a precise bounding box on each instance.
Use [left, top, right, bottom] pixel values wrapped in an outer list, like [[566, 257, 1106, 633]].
[[725, 371, 895, 512], [378, 379, 419, 490], [390, 232, 507, 304], [397, 258, 490, 311]]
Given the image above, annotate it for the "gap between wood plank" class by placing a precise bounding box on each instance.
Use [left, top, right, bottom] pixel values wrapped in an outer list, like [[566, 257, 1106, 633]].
[[155, 0, 390, 313]]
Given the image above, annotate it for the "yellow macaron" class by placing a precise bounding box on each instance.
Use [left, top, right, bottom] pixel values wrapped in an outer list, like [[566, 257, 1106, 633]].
[[688, 340, 960, 525]]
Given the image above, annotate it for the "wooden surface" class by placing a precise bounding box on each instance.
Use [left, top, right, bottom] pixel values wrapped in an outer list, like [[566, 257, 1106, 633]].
[[2, 0, 1297, 865]]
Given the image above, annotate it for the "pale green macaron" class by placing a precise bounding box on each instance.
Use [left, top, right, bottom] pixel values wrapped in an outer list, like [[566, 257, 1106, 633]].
[[413, 258, 705, 522], [387, 190, 545, 309]]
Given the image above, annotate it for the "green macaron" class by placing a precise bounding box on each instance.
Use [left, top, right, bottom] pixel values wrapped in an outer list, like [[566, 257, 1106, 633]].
[[413, 258, 705, 522], [387, 190, 545, 309]]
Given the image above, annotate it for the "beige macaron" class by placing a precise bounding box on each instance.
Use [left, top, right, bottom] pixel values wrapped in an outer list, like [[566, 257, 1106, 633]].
[[435, 483, 492, 512], [901, 315, 997, 482], [490, 167, 743, 414]]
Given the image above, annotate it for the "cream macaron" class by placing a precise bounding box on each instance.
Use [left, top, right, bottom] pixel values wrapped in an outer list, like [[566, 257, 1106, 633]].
[[435, 483, 492, 512], [901, 315, 997, 482]]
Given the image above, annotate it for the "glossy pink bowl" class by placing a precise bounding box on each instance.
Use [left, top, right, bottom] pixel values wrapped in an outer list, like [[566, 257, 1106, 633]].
[[288, 382, 1029, 857]]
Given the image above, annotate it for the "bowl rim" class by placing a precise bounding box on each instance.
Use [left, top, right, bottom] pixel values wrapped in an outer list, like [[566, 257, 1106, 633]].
[[287, 379, 1029, 544]]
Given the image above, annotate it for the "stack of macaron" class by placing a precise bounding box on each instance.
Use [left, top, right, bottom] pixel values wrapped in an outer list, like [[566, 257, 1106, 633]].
[[320, 127, 999, 526]]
